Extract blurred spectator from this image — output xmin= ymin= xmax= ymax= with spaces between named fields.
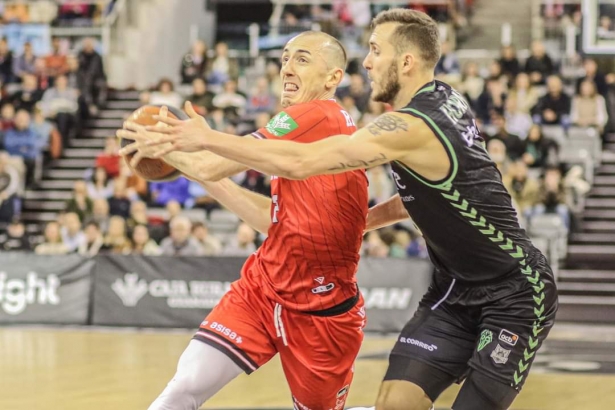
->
xmin=185 ymin=77 xmax=215 ymax=115
xmin=108 ymin=178 xmax=131 ymax=219
xmin=212 ymin=80 xmax=246 ymax=121
xmin=504 ymin=95 xmax=532 ymax=139
xmin=0 ymin=38 xmax=14 ymax=83
xmin=528 ymin=167 xmax=570 ymax=229
xmin=0 ymin=151 xmax=20 ymax=223
xmin=207 ymin=42 xmax=239 ymax=87
xmin=131 ymin=224 xmax=161 ymax=255
xmin=364 ymin=231 xmax=389 ymax=258
xmin=359 ymin=100 xmax=386 ymax=127
xmin=222 ymin=222 xmax=256 ymax=256
xmin=61 ymin=211 xmax=86 ymax=252
xmin=77 ymin=37 xmax=106 ymax=114
xmin=532 ymin=75 xmax=571 ymax=126
xmin=458 ymin=62 xmax=484 ymax=110
xmin=487 ymin=60 xmax=504 ymax=82
xmin=118 ymin=159 xmax=147 ymax=199
xmin=576 ymin=58 xmax=608 ymax=97
xmin=34 ymin=57 xmax=49 ymax=90
xmin=378 ymin=228 xmax=407 ymax=258
xmin=338 ymin=73 xmax=371 ymax=113
xmin=498 ymin=45 xmax=521 ymax=80
xmin=180 ymin=40 xmax=208 ymax=85
xmin=487 ymin=113 xmax=525 ymax=160
xmin=160 ymin=215 xmax=203 ymax=256
xmin=150 ymin=176 xmax=192 ymax=207
xmin=35 ymin=221 xmax=69 ymax=255
xmin=522 ymin=124 xmax=559 ymax=169
xmin=571 ymin=80 xmax=608 ymax=132
xmin=40 ymin=74 xmax=79 ymax=147
xmin=367 ymin=165 xmax=395 ymax=206
xmin=90 ymin=198 xmax=110 ymax=233
xmin=3 ymin=0 xmax=29 ymax=22
xmin=143 ymin=78 xmax=183 ymax=109
xmin=32 ymin=104 xmax=62 ymax=159
xmin=503 ymin=160 xmax=540 ymax=215
xmin=3 ymin=109 xmax=41 ymax=186
xmin=508 ymin=72 xmax=540 ymax=115
xmin=64 ymin=180 xmax=93 ymax=222
xmin=126 ymin=200 xmax=149 ymax=234
xmin=265 ymin=61 xmax=282 ymax=98
xmin=78 ymin=221 xmax=103 ymax=256
xmin=435 ymin=40 xmax=460 ymax=76
xmin=10 ymin=74 xmax=43 ymax=112
xmin=597 ymin=15 xmax=615 ymax=39
xmin=240 ymin=169 xmax=269 ymax=197
xmin=95 ymin=137 xmax=120 ymax=178
xmin=12 ymin=42 xmax=37 ymax=82
xmin=192 ymin=221 xmax=222 ymax=256
xmin=101 ymin=215 xmax=131 ymax=254
xmin=86 ymin=166 xmax=113 ymax=200
xmin=0 ymin=103 xmax=15 ymax=130
xmin=476 ymin=78 xmax=507 ymax=124
xmin=524 ymin=40 xmax=555 ymax=85
xmin=206 ymin=107 xmax=230 ymax=132
xmin=1 ymin=219 xmax=31 ymax=251
xmin=341 ymin=95 xmax=361 ymax=124
xmin=246 ymin=77 xmax=277 ymax=115
xmin=44 ymin=37 xmax=69 ymax=85
xmin=487 ymin=139 xmax=509 ymax=174
xmin=166 ymin=199 xmax=182 ymax=220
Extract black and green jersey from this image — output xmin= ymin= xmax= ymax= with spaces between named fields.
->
xmin=392 ymin=80 xmax=548 ymax=283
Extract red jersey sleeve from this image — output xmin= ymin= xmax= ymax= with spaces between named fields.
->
xmin=251 ymin=102 xmax=328 ymax=143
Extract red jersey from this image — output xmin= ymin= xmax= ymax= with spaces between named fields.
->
xmin=247 ymin=99 xmax=368 ymax=312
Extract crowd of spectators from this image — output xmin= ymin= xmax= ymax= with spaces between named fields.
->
xmin=0 ymin=2 xmax=610 ymax=262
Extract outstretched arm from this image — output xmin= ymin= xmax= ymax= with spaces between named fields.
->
xmin=196 ymin=178 xmax=272 ymax=235
xmin=150 ymin=112 xmax=423 ymax=180
xmin=365 ymin=194 xmax=410 ymax=232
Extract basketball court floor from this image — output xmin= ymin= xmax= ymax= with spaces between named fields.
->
xmin=2 ymin=323 xmax=615 ymax=410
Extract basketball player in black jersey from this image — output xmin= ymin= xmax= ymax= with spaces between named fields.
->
xmin=134 ymin=8 xmax=558 ymax=410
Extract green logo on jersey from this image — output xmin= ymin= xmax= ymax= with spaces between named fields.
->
xmin=265 ymin=111 xmax=298 ymax=137
xmin=477 ymin=329 xmax=493 ymax=352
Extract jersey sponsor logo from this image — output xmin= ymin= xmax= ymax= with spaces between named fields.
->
xmin=499 ymin=329 xmax=520 ymax=347
xmin=314 ymin=277 xmax=325 ymax=284
xmin=337 ymin=385 xmax=349 ymax=398
xmin=340 ymin=109 xmax=355 ymax=127
xmin=206 ymin=321 xmax=243 ymax=344
xmin=361 ymin=287 xmax=412 ymax=309
xmin=0 ymin=272 xmax=60 ymax=315
xmin=461 ymin=119 xmax=481 ymax=147
xmin=311 ymin=283 xmax=335 ymax=294
xmin=439 ymin=89 xmax=470 ymax=124
xmin=111 ymin=273 xmax=231 ymax=308
xmin=266 ymin=111 xmax=299 ymax=137
xmin=293 ymin=397 xmax=312 ymax=410
xmin=490 ymin=344 xmax=511 ymax=365
xmin=477 ymin=329 xmax=493 ymax=352
xmin=400 ymin=337 xmax=438 ymax=352
xmin=391 ymin=169 xmax=406 ymax=189
xmin=401 ymin=195 xmax=415 ymax=202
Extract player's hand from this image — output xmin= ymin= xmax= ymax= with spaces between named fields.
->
xmin=116 ymin=106 xmax=171 ymax=168
xmin=143 ymin=101 xmax=213 ymax=157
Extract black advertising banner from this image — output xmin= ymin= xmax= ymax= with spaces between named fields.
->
xmin=0 ymin=252 xmax=94 ymax=324
xmin=357 ymin=257 xmax=433 ymax=333
xmin=91 ymin=255 xmax=245 ymax=327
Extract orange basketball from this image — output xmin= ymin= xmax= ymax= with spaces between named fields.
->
xmin=119 ymin=105 xmax=187 ymax=182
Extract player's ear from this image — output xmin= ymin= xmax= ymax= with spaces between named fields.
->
xmin=401 ymin=52 xmax=415 ymax=74
xmin=326 ymin=68 xmax=344 ymax=90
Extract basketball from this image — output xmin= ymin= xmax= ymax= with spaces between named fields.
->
xmin=119 ymin=105 xmax=188 ymax=181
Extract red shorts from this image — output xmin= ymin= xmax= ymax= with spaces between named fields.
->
xmin=193 ymin=276 xmax=366 ymax=410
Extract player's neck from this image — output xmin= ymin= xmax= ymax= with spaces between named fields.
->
xmin=391 ymin=72 xmax=435 ymax=110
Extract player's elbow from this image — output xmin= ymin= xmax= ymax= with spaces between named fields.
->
xmin=276 ymin=159 xmax=312 ymax=180
xmin=195 ymin=164 xmax=225 ymax=182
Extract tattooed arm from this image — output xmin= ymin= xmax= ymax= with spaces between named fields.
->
xmin=200 ymin=113 xmax=432 ymax=179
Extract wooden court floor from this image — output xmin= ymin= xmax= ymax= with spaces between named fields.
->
xmin=1 ymin=326 xmax=615 ymax=410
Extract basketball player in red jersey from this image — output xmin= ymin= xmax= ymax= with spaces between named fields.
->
xmin=118 ymin=32 xmax=405 ymax=410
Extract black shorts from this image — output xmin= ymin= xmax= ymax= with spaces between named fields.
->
xmin=384 ymin=263 xmax=558 ymax=399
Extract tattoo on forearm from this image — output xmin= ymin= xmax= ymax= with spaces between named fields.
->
xmin=328 ymin=153 xmax=388 ymax=171
xmin=367 ymin=114 xmax=409 ymax=136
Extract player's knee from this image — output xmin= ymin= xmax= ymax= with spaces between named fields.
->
xmin=375 ymin=381 xmax=433 ymax=410
xmin=452 ymin=370 xmax=518 ymax=410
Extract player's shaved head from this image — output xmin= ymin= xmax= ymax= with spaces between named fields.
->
xmin=288 ymin=31 xmax=347 ymax=71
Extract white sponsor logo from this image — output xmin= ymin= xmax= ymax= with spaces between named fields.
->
xmin=112 ymin=273 xmax=231 ymax=308
xmin=311 ymin=283 xmax=335 ymax=294
xmin=401 ymin=195 xmax=415 ymax=202
xmin=0 ymin=272 xmax=60 ymax=315
xmin=400 ymin=337 xmax=438 ymax=352
xmin=205 ymin=321 xmax=243 ymax=344
xmin=314 ymin=277 xmax=325 ymax=284
xmin=491 ymin=344 xmax=511 ymax=364
xmin=499 ymin=329 xmax=519 ymax=347
xmin=361 ymin=288 xmax=412 ymax=309
xmin=391 ymin=170 xmax=406 ymax=189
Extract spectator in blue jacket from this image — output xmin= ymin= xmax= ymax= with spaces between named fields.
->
xmin=149 ymin=176 xmax=192 ymax=207
xmin=2 ymin=109 xmax=41 ymax=186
